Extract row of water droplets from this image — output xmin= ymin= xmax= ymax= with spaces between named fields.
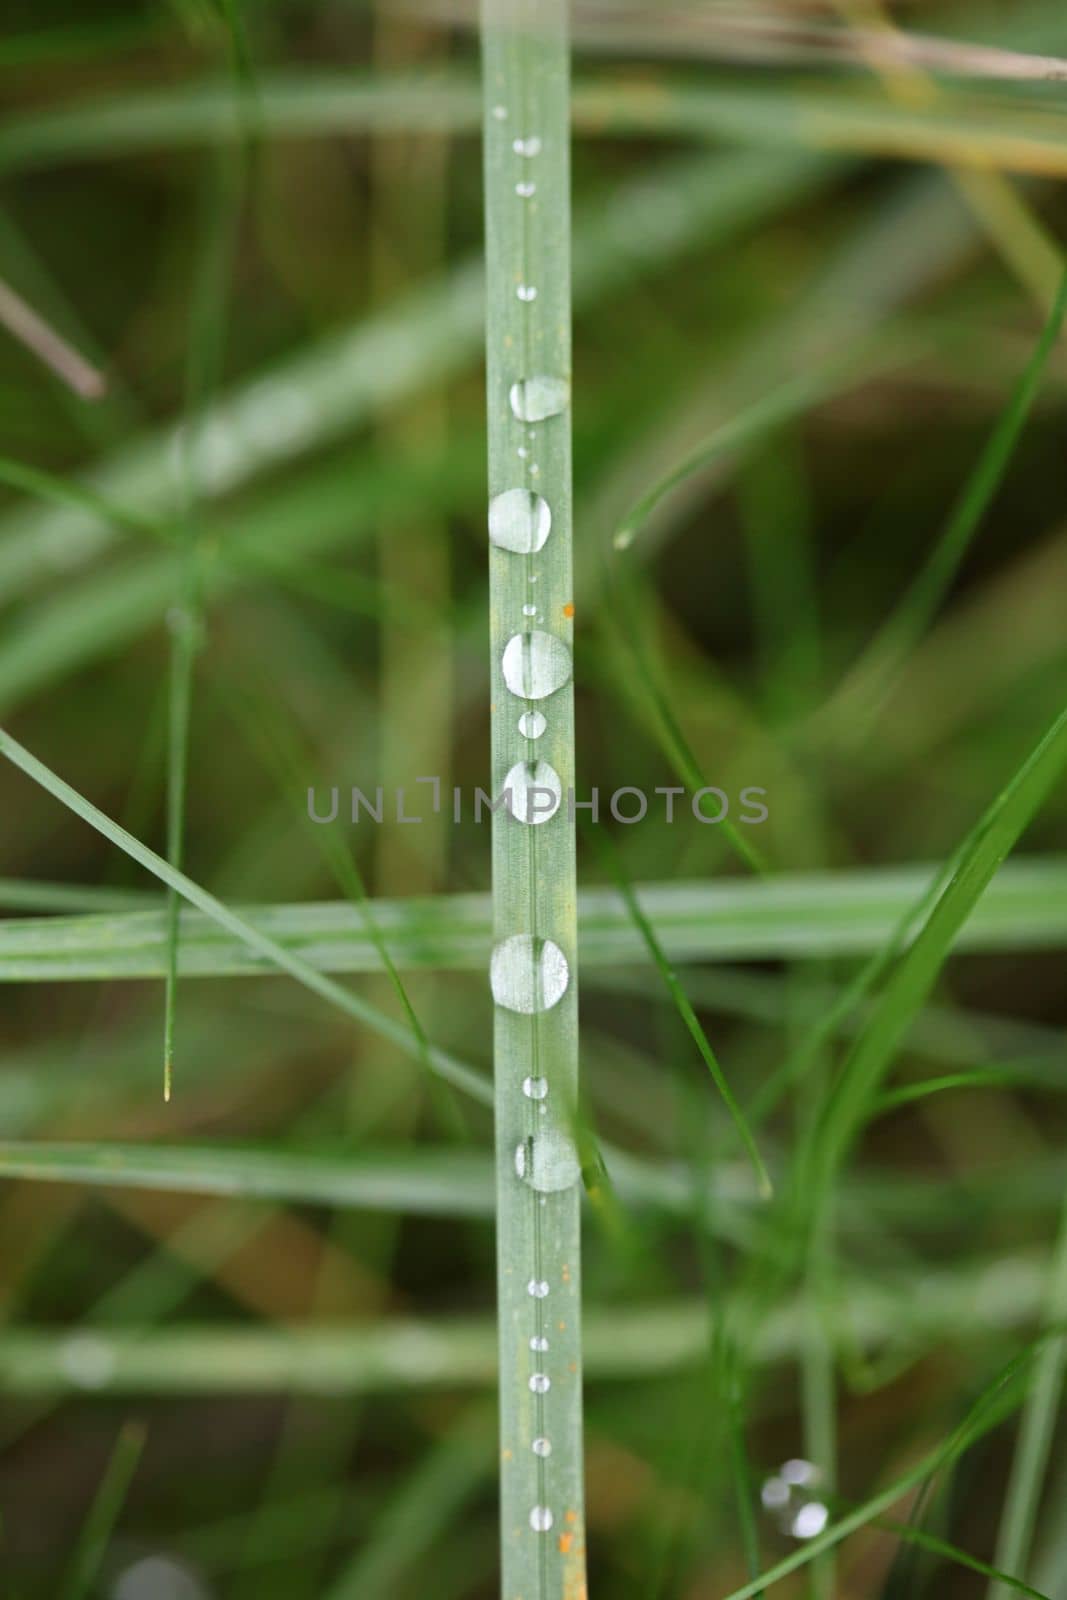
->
xmin=487 ymin=102 xmax=578 ymax=1544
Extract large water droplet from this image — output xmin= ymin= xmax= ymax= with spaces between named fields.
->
xmin=501 ymin=631 xmax=572 ymax=700
xmin=791 ymin=1502 xmax=829 ymax=1540
xmin=532 ymin=1437 xmax=552 ymax=1457
xmin=489 ymin=489 xmax=551 ymax=555
xmin=527 ymin=1279 xmax=549 ymax=1299
xmin=509 ymin=375 xmax=570 ymax=423
xmin=513 ymin=136 xmax=542 ymax=157
xmin=490 ymin=935 xmax=569 ymax=1015
xmin=503 ymin=759 xmax=561 ymax=825
xmin=530 ymin=1506 xmax=554 ymax=1533
xmin=529 ymin=1373 xmax=551 ymax=1394
xmin=516 ymin=284 xmax=537 ymax=303
xmin=516 ymin=1130 xmax=582 ymax=1193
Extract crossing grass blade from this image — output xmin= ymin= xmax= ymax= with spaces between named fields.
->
xmin=0 ymin=723 xmax=492 ymax=1106
xmin=806 ymin=701 xmax=1067 ymax=1198
xmin=3 ymin=858 xmax=1065 ymax=980
xmin=595 ymin=833 xmax=772 ymax=1197
xmin=59 ymin=1421 xmax=147 ymax=1600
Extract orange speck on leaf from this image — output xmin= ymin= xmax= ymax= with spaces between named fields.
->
xmin=558 ymin=1533 xmax=573 ymax=1554
xmin=562 ymin=602 xmax=575 ymax=618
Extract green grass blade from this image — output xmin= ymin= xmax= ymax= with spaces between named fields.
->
xmin=719 ymin=1339 xmax=1052 ymax=1600
xmin=324 ymin=1406 xmax=492 ymax=1600
xmin=482 ymin=3 xmax=585 ymax=1593
xmin=4 ymin=71 xmax=1067 ymax=177
xmin=0 ymin=147 xmax=821 ymax=609
xmin=0 ymin=1256 xmax=1052 ymax=1398
xmin=0 ymin=723 xmax=491 ymax=1105
xmin=60 ymin=1421 xmax=147 ymax=1600
xmin=989 ymin=1185 xmax=1067 ymax=1600
xmin=825 ymin=266 xmax=1067 ymax=734
xmin=597 ymin=835 xmax=772 ymax=1196
xmin=809 ymin=702 xmax=1067 ymax=1194
xmin=3 ymin=859 xmax=1065 ymax=980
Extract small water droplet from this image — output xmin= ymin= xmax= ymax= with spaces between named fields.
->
xmin=513 ymin=136 xmax=542 ymax=157
xmin=516 ymin=1130 xmax=582 ymax=1193
xmin=530 ymin=1335 xmax=549 ymax=1352
xmin=527 ymin=1279 xmax=549 ymax=1299
xmin=529 ymin=463 xmax=540 ymax=477
xmin=501 ymin=631 xmax=572 ymax=700
xmin=791 ymin=1502 xmax=829 ymax=1540
xmin=516 ymin=284 xmax=537 ymax=302
xmin=530 ymin=1505 xmax=554 ymax=1533
xmin=516 ymin=181 xmax=537 ymax=199
xmin=514 ymin=1143 xmax=527 ymax=1180
xmin=114 ymin=1555 xmax=208 ymax=1600
xmin=503 ymin=759 xmax=562 ymax=824
xmin=61 ymin=1333 xmax=116 ymax=1391
xmin=493 ymin=104 xmax=508 ymax=120
xmin=522 ymin=603 xmax=538 ymax=618
xmin=518 ymin=708 xmax=546 ymax=737
xmin=510 ymin=375 xmax=570 ymax=423
xmin=532 ymin=1436 xmax=552 ymax=1457
xmin=490 ymin=935 xmax=569 ymax=1014
xmin=782 ymin=1459 xmax=816 ymax=1487
xmin=517 ymin=446 xmax=529 ymax=459
xmin=761 ymin=1477 xmax=789 ymax=1511
xmin=523 ymin=1075 xmax=549 ymax=1099
xmin=488 ymin=488 xmax=552 ymax=555
xmin=529 ymin=1373 xmax=551 ymax=1394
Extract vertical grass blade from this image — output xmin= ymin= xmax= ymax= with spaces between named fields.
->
xmin=481 ymin=3 xmax=586 ymax=1594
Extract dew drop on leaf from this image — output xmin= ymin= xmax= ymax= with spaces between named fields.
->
xmin=488 ymin=488 xmax=551 ymax=554
xmin=490 ymin=935 xmax=569 ymax=1014
xmin=509 ymin=375 xmax=569 ymax=423
xmin=501 ymin=631 xmax=572 ymax=700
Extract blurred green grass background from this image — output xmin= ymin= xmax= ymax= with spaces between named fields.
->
xmin=1 ymin=1 xmax=1067 ymax=1596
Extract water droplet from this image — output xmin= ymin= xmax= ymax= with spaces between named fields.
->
xmin=513 ymin=136 xmax=542 ymax=157
xmin=503 ymin=759 xmax=561 ymax=824
xmin=509 ymin=375 xmax=570 ymax=423
xmin=529 ymin=1373 xmax=551 ymax=1394
xmin=791 ymin=1502 xmax=829 ymax=1540
xmin=523 ymin=1074 xmax=549 ymax=1099
xmin=516 ymin=1130 xmax=582 ymax=1193
xmin=516 ymin=284 xmax=537 ymax=302
xmin=532 ymin=1436 xmax=552 ymax=1457
xmin=518 ymin=708 xmax=546 ymax=739
xmin=516 ymin=181 xmax=537 ymax=199
xmin=114 ymin=1555 xmax=208 ymax=1600
xmin=489 ymin=488 xmax=551 ymax=555
xmin=517 ymin=445 xmax=529 ymax=459
xmin=530 ymin=1335 xmax=549 ymax=1352
xmin=514 ymin=1143 xmax=528 ymax=1180
xmin=761 ymin=1477 xmax=789 ymax=1510
xmin=527 ymin=1279 xmax=549 ymax=1299
xmin=501 ymin=631 xmax=572 ymax=700
xmin=490 ymin=935 xmax=569 ymax=1015
xmin=530 ymin=1506 xmax=554 ymax=1533
xmin=61 ymin=1333 xmax=116 ymax=1390
xmin=782 ymin=1459 xmax=816 ymax=1487
xmin=529 ymin=463 xmax=540 ymax=477
xmin=522 ymin=603 xmax=538 ymax=618
xmin=493 ymin=104 xmax=508 ymax=120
